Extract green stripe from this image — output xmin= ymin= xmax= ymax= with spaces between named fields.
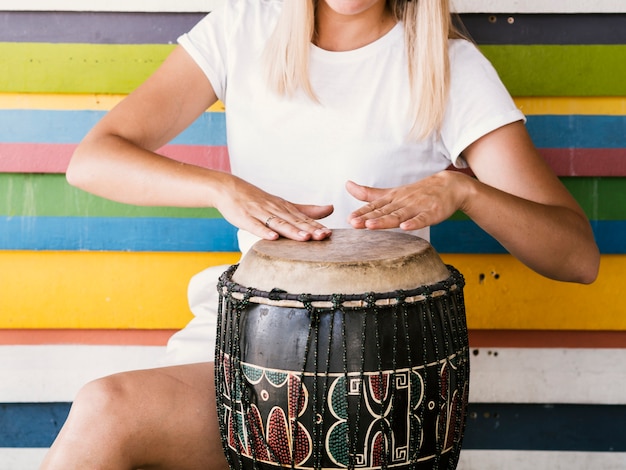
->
xmin=0 ymin=42 xmax=173 ymax=94
xmin=0 ymin=174 xmax=222 ymax=218
xmin=480 ymin=45 xmax=626 ymax=96
xmin=2 ymin=42 xmax=626 ymax=95
xmin=1 ymin=174 xmax=624 ymax=220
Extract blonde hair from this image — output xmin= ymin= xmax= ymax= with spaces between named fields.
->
xmin=263 ymin=0 xmax=466 ymax=140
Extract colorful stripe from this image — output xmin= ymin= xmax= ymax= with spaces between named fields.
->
xmin=0 ymin=217 xmax=622 ymax=254
xmin=0 ymin=251 xmax=240 ymax=329
xmin=3 ymin=42 xmax=626 ymax=96
xmin=1 ymin=252 xmax=623 ymax=330
xmin=0 ymin=143 xmax=230 ymax=174
xmin=2 ymin=401 xmax=624 ymax=450
xmin=5 ymin=0 xmax=626 ymax=13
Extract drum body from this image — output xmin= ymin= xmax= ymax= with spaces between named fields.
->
xmin=215 ymin=230 xmax=469 ymax=470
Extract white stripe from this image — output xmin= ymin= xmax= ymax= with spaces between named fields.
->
xmin=3 ymin=345 xmax=625 ymax=404
xmin=5 ymin=0 xmax=626 ymax=13
xmin=0 ymin=345 xmax=166 ymax=402
xmin=2 ymin=449 xmax=625 ymax=470
xmin=468 ymin=347 xmax=626 ymax=405
xmin=457 ymin=450 xmax=626 ymax=470
xmin=0 ymin=449 xmax=48 ymax=470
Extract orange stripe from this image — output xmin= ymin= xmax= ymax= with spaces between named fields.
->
xmin=0 ymin=329 xmax=176 ymax=346
xmin=4 ymin=328 xmax=626 ymax=349
xmin=469 ymin=329 xmax=626 ymax=349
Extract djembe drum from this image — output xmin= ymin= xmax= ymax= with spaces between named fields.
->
xmin=215 ymin=230 xmax=469 ymax=470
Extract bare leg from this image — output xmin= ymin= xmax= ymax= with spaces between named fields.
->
xmin=40 ymin=362 xmax=229 ymax=470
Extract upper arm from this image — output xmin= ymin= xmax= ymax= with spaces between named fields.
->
xmin=85 ymin=45 xmax=219 ymax=151
xmin=461 ymin=120 xmax=586 ymax=216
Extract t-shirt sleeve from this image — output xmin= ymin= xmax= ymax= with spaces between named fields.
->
xmin=177 ymin=5 xmax=230 ymax=101
xmin=440 ymin=39 xmax=526 ymax=168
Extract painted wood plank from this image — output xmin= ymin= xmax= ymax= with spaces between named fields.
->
xmin=0 ymin=93 xmax=225 ymax=112
xmin=0 ymin=329 xmax=176 ymax=346
xmin=0 ymin=217 xmax=622 ymax=253
xmin=4 ymin=175 xmax=625 ymax=220
xmin=468 ymin=348 xmax=626 ymax=404
xmin=0 ymin=109 xmax=226 ymax=145
xmin=4 ymin=345 xmax=625 ymax=405
xmin=468 ymin=329 xmax=626 ymax=349
xmin=2 ymin=175 xmax=624 ymax=219
xmin=5 ymin=0 xmax=626 ymax=14
xmin=464 ymin=403 xmax=626 ymax=451
xmin=0 ymin=251 xmax=240 ymax=329
xmin=3 ymin=110 xmax=625 ymax=150
xmin=3 ymin=43 xmax=626 ymax=96
xmin=462 ymin=13 xmax=626 ymax=45
xmin=0 ymin=42 xmax=174 ymax=94
xmin=4 ymin=328 xmax=625 ymax=348
xmin=10 ymin=449 xmax=623 ymax=470
xmin=2 ymin=400 xmax=625 ymax=452
xmin=0 ymin=449 xmax=48 ymax=470
xmin=0 ymin=345 xmax=166 ymax=402
xmin=0 ymin=93 xmax=623 ymax=116
xmin=0 ymin=142 xmax=230 ymax=174
xmin=458 ymin=450 xmax=626 ymax=470
xmin=0 ymin=252 xmax=624 ymax=330
xmin=481 ymin=45 xmax=626 ymax=96
xmin=3 ymin=12 xmax=626 ymax=46
xmin=2 ymin=143 xmax=625 ymax=177
xmin=0 ymin=12 xmax=202 ymax=44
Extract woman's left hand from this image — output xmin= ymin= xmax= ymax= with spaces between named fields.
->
xmin=346 ymin=171 xmax=471 ymax=231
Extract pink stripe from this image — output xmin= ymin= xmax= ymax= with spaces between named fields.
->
xmin=0 ymin=143 xmax=230 ymax=173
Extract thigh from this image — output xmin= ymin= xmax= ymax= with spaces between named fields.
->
xmin=120 ymin=362 xmax=228 ymax=470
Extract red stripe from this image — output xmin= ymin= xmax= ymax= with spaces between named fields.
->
xmin=3 ymin=328 xmax=625 ymax=348
xmin=0 ymin=329 xmax=176 ymax=346
xmin=0 ymin=143 xmax=230 ymax=173
xmin=469 ymin=329 xmax=626 ymax=349
xmin=541 ymin=148 xmax=626 ymax=177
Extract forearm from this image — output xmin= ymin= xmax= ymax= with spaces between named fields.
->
xmin=67 ymin=134 xmax=227 ymax=208
xmin=462 ymin=176 xmax=599 ymax=284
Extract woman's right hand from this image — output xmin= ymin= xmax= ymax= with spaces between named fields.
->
xmin=211 ymin=172 xmax=333 ymax=242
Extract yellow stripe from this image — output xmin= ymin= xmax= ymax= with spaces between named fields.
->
xmin=0 ymin=93 xmax=225 ymax=111
xmin=0 ymin=92 xmax=624 ymax=115
xmin=1 ymin=251 xmax=240 ymax=329
xmin=1 ymin=251 xmax=623 ymax=330
xmin=441 ymin=254 xmax=624 ymax=331
xmin=514 ymin=96 xmax=626 ymax=115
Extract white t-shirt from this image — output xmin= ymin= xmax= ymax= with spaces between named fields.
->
xmin=178 ymin=0 xmax=525 ymax=254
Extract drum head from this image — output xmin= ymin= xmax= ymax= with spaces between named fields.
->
xmin=232 ymin=229 xmax=450 ymax=294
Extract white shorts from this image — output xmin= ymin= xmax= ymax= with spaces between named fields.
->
xmin=161 ymin=264 xmax=229 ymax=366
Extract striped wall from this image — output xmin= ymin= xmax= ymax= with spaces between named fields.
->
xmin=1 ymin=2 xmax=625 ymax=469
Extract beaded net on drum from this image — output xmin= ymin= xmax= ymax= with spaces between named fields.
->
xmin=215 ymin=264 xmax=469 ymax=470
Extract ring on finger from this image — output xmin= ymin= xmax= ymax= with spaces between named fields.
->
xmin=265 ymin=215 xmax=277 ymax=228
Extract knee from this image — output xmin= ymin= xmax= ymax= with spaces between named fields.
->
xmin=68 ymin=373 xmax=138 ymax=433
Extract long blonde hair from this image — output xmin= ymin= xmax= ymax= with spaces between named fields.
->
xmin=263 ymin=0 xmax=465 ymax=140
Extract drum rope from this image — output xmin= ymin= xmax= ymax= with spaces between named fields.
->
xmin=215 ymin=264 xmax=471 ymax=470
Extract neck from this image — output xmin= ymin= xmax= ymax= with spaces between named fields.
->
xmin=314 ymin=2 xmax=396 ymax=52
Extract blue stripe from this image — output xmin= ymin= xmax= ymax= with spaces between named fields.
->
xmin=526 ymin=115 xmax=626 ymax=148
xmin=1 ymin=110 xmax=626 ymax=149
xmin=3 ymin=402 xmax=625 ymax=451
xmin=0 ymin=216 xmax=239 ymax=252
xmin=0 ymin=217 xmax=623 ymax=254
xmin=0 ymin=110 xmax=227 ymax=146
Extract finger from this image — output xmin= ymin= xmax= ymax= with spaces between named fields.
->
xmin=262 ymin=214 xmax=332 ymax=241
xmin=345 ymin=180 xmax=388 ymax=203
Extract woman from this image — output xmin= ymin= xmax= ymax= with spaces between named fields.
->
xmin=40 ymin=0 xmax=599 ymax=468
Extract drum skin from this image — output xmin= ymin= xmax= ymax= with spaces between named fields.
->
xmin=215 ymin=230 xmax=469 ymax=470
